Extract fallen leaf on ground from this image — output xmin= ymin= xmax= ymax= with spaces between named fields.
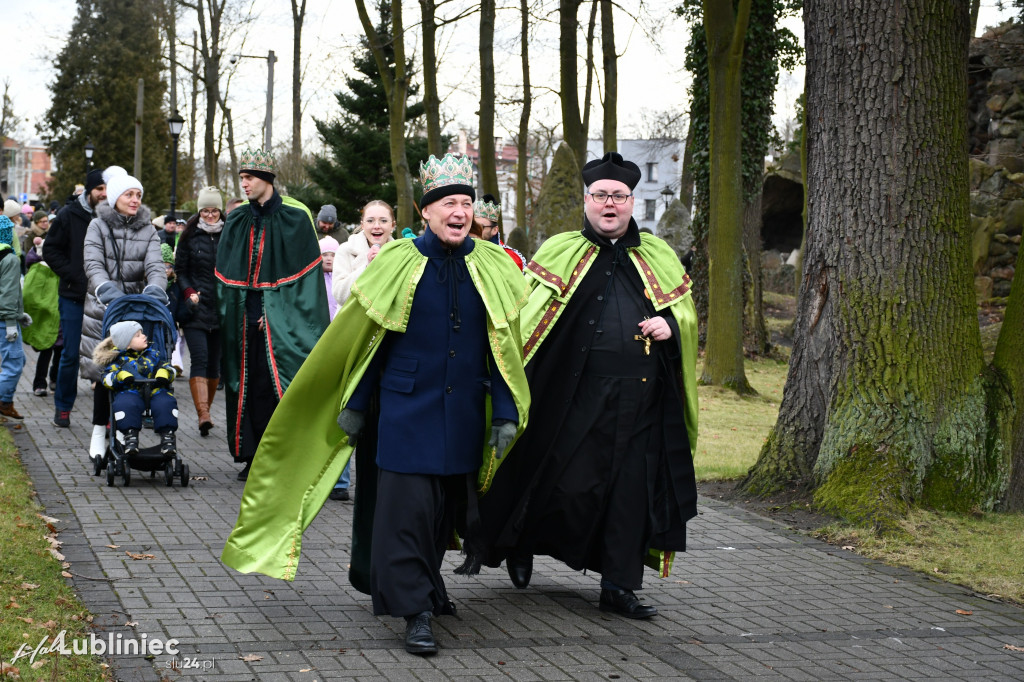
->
xmin=16 ymin=617 xmax=32 ymax=624
xmin=5 ymin=598 xmax=19 ymax=609
xmin=240 ymin=654 xmax=262 ymax=662
xmin=30 ymin=661 xmax=47 ymax=670
xmin=956 ymin=609 xmax=973 ymax=616
xmin=37 ymin=620 xmax=57 ymax=630
xmin=19 ymin=583 xmax=39 ymax=591
xmin=105 ymin=544 xmax=120 ymax=549
xmin=841 ymin=545 xmax=855 ymax=550
xmin=126 ymin=621 xmax=138 ymax=627
xmin=299 ymin=668 xmax=314 ymax=672
xmin=37 ymin=514 xmax=59 ymax=525
xmin=47 ymin=549 xmax=64 ymax=562
xmin=0 ymin=661 xmax=20 ymax=677
xmin=1005 ymin=644 xmax=1024 ymax=652
xmin=191 ymin=476 xmax=208 ymax=481
xmin=61 ymin=572 xmax=72 ymax=578
xmin=125 ymin=551 xmax=156 ymax=560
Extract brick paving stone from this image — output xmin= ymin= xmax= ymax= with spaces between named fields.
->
xmin=7 ymin=350 xmax=1024 ymax=680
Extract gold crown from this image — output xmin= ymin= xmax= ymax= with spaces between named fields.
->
xmin=239 ymin=148 xmax=277 ymax=175
xmin=420 ymin=153 xmax=475 ymax=194
xmin=473 ymin=198 xmax=500 ymax=222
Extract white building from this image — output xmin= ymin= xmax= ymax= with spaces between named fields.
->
xmin=585 ymin=139 xmax=682 ymax=235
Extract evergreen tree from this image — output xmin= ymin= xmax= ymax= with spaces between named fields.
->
xmin=41 ymin=0 xmax=172 ymax=208
xmin=301 ymin=3 xmax=430 ymax=225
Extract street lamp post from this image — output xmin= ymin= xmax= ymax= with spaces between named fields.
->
xmin=84 ymin=142 xmax=94 ymax=169
xmin=167 ymin=111 xmax=185 ymax=221
xmin=660 ymin=184 xmax=674 ymax=211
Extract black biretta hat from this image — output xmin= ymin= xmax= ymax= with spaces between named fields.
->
xmin=581 ymin=152 xmax=642 ymax=190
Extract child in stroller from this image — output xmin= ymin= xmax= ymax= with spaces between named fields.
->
xmin=93 ymin=320 xmax=178 ymax=455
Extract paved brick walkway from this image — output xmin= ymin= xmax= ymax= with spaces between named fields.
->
xmin=8 ymin=347 xmax=1024 ymax=680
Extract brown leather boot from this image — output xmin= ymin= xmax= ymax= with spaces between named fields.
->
xmin=204 ymin=378 xmax=219 ymax=433
xmin=189 ymin=377 xmax=213 ymax=436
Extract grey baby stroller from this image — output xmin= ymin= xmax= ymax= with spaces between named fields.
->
xmin=92 ymin=294 xmax=190 ymax=487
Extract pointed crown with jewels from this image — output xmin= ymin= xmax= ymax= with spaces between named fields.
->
xmin=419 ymin=153 xmax=476 ymax=209
xmin=473 ymin=194 xmax=501 ymax=223
xmin=239 ymin=147 xmax=278 ymax=177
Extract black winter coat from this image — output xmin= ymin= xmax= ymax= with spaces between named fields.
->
xmin=174 ymin=215 xmax=221 ymax=330
xmin=42 ymin=194 xmax=94 ymax=302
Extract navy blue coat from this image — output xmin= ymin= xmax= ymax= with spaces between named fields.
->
xmin=347 ymin=228 xmax=517 ymax=476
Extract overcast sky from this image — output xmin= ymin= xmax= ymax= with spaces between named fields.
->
xmin=2 ymin=0 xmax=1016 ymax=155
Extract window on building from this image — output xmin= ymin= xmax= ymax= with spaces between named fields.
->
xmin=646 ymin=162 xmax=658 ymax=183
xmin=645 ymin=199 xmax=657 ymax=221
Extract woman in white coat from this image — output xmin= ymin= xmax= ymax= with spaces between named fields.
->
xmin=331 ymin=200 xmax=395 ymax=306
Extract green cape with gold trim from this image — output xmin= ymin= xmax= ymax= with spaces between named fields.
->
xmin=221 ymin=237 xmax=531 ymax=581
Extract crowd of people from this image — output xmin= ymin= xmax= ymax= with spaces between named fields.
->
xmin=2 ymin=147 xmax=699 ymax=659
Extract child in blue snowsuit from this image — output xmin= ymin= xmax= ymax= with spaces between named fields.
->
xmin=92 ymin=320 xmax=178 ymax=455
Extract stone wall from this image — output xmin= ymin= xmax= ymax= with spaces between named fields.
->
xmin=969 ymin=23 xmax=1024 ymax=300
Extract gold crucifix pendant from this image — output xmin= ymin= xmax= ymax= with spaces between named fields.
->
xmin=633 ymin=334 xmax=651 ymax=355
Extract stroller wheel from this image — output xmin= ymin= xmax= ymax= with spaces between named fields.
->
xmin=106 ymin=461 xmax=115 ymax=486
xmin=93 ymin=454 xmax=103 ymax=477
xmin=165 ymin=463 xmax=174 ymax=487
xmin=122 ymin=464 xmax=131 ymax=487
xmin=180 ymin=463 xmax=190 ymax=488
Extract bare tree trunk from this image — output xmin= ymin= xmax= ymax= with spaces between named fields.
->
xmin=679 ymin=116 xmax=695 ymax=211
xmin=290 ymin=0 xmax=306 ymax=158
xmin=516 ymin=0 xmax=532 ymax=242
xmin=478 ymin=0 xmax=499 ymax=197
xmin=419 ymin=0 xmax=444 ymax=157
xmin=743 ymin=1 xmax=1018 ymax=525
xmin=355 ymin=0 xmax=415 ymax=228
xmin=559 ymin=0 xmax=586 ymax=170
xmin=743 ymin=188 xmax=768 ymax=355
xmin=997 ymin=266 xmax=1024 ymax=509
xmin=580 ymin=0 xmax=598 ymax=147
xmin=701 ymin=0 xmax=753 ymax=393
xmin=219 ymin=97 xmax=240 ymax=197
xmin=189 ymin=30 xmax=198 ymax=165
xmin=600 ymin=0 xmax=616 ymax=152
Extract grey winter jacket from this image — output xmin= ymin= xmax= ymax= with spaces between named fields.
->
xmin=79 ymin=203 xmax=166 ymax=380
xmin=0 ymin=247 xmax=23 ymax=325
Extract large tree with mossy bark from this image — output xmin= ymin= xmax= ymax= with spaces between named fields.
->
xmin=741 ymin=1 xmax=1024 ymax=524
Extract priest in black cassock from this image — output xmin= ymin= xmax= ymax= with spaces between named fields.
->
xmin=468 ymin=152 xmax=700 ymax=619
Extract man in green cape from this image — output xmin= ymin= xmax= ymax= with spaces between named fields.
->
xmin=222 ymin=152 xmax=530 ymax=656
xmin=472 ymin=152 xmax=699 ymax=620
xmin=215 ymin=148 xmax=330 ymax=480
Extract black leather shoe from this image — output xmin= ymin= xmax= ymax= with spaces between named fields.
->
xmin=506 ymin=553 xmax=533 ymax=589
xmin=237 ymin=461 xmax=251 ymax=481
xmin=123 ymin=429 xmax=139 ymax=456
xmin=328 ymin=488 xmax=349 ymax=501
xmin=404 ymin=611 xmax=437 ymax=655
xmin=599 ymin=588 xmax=657 ymax=619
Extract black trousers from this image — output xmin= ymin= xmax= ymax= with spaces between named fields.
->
xmin=235 ymin=323 xmax=277 ymax=463
xmin=182 ymin=327 xmax=221 ymax=379
xmin=370 ymin=470 xmax=463 ymax=618
xmin=33 ymin=345 xmax=62 ymax=390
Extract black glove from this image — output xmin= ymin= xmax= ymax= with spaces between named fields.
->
xmin=115 ymin=370 xmax=135 ymax=387
xmin=488 ymin=420 xmax=517 ymax=460
xmin=337 ymin=408 xmax=365 ymax=445
xmin=153 ymin=368 xmax=173 ymax=389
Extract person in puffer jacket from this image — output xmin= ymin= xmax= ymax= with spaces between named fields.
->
xmin=93 ymin=320 xmax=178 ymax=456
xmin=81 ymin=167 xmax=167 ymax=463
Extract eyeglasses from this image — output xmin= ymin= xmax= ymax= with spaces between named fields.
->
xmin=588 ymin=191 xmax=632 ymax=205
xmin=362 ymin=217 xmax=392 ymax=225
xmin=199 ymin=208 xmax=219 ymax=216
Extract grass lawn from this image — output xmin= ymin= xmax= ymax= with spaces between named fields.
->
xmin=693 ymin=357 xmax=787 ymax=480
xmin=691 ymin=347 xmax=1024 ymax=606
xmin=0 ymin=427 xmax=109 ymax=681
xmin=818 ymin=510 xmax=1024 ymax=604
